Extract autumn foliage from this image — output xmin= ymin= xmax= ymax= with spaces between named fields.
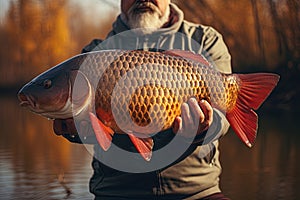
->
xmin=0 ymin=0 xmax=299 ymax=110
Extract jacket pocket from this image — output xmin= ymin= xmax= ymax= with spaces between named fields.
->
xmin=198 ymin=143 xmax=216 ymax=164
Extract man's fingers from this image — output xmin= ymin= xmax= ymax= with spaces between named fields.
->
xmin=181 ymin=102 xmax=192 ymax=129
xmin=199 ymin=100 xmax=213 ymax=126
xmin=172 ymin=99 xmax=214 ymax=138
xmin=187 ymin=98 xmax=204 ymax=124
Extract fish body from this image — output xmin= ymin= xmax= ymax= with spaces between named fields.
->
xmin=18 ymin=49 xmax=279 ymax=161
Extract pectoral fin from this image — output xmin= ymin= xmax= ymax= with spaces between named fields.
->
xmin=128 ymin=133 xmax=154 ymax=161
xmin=89 ymin=112 xmax=114 ymax=151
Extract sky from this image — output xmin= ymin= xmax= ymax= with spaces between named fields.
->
xmin=0 ymin=0 xmax=11 ymax=20
xmin=72 ymin=0 xmax=120 ymax=16
xmin=0 ymin=0 xmax=121 ymax=22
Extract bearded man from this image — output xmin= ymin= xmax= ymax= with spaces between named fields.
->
xmin=54 ymin=0 xmax=232 ymax=199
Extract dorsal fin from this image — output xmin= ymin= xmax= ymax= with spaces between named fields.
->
xmin=163 ymin=49 xmax=210 ymax=66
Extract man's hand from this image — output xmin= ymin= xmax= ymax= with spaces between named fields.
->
xmin=53 ymin=118 xmax=97 ymax=144
xmin=172 ymin=98 xmax=213 ymax=138
xmin=53 ymin=118 xmax=78 ymax=135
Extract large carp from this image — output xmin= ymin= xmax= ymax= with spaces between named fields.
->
xmin=18 ymin=49 xmax=279 ymax=161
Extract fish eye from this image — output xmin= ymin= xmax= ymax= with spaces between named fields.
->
xmin=43 ymin=79 xmax=52 ymax=89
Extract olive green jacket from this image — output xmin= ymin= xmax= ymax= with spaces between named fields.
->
xmin=79 ymin=3 xmax=231 ymax=199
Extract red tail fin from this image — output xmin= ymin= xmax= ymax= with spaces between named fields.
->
xmin=226 ymin=73 xmax=280 ymax=147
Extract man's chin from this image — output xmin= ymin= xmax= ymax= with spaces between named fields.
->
xmin=127 ymin=13 xmax=163 ymax=32
xmin=126 ymin=4 xmax=170 ymax=33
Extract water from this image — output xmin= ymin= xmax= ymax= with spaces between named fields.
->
xmin=0 ymin=95 xmax=94 ymax=200
xmin=1 ymin=94 xmax=299 ymax=200
xmin=219 ymin=111 xmax=300 ymax=200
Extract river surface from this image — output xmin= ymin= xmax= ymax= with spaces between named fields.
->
xmin=0 ymin=95 xmax=299 ymax=200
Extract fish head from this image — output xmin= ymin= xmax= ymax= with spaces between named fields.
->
xmin=18 ymin=55 xmax=92 ymax=120
xmin=18 ymin=65 xmax=72 ymax=119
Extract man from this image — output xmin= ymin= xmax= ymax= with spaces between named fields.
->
xmin=54 ymin=0 xmax=231 ymax=199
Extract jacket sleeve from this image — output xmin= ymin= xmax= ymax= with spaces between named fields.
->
xmin=62 ymin=134 xmax=98 ymax=144
xmin=192 ymin=109 xmax=230 ymax=145
xmin=54 ymin=118 xmax=99 ymax=144
xmin=201 ymin=26 xmax=232 ymax=74
xmin=81 ymin=39 xmax=103 ymax=53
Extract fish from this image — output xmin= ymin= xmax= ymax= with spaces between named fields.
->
xmin=17 ymin=49 xmax=280 ymax=161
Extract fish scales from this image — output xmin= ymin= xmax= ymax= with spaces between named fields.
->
xmin=77 ymin=50 xmax=239 ymax=134
xmin=18 ymin=49 xmax=279 ymax=160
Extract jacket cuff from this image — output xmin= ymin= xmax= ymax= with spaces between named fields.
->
xmin=62 ymin=134 xmax=98 ymax=144
xmin=192 ymin=108 xmax=229 ymax=145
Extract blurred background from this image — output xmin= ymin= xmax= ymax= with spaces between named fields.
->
xmin=0 ymin=0 xmax=299 ymax=199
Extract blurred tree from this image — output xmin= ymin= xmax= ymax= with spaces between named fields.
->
xmin=0 ymin=0 xmax=116 ymax=88
xmin=250 ymin=0 xmax=265 ymax=65
xmin=0 ymin=0 xmax=75 ymax=86
xmin=0 ymin=0 xmax=299 ymax=110
xmin=176 ymin=0 xmax=299 ymax=70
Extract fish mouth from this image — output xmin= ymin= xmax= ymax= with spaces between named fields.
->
xmin=18 ymin=93 xmax=38 ymax=110
xmin=18 ymin=93 xmax=55 ymax=118
xmin=18 ymin=93 xmax=57 ymax=116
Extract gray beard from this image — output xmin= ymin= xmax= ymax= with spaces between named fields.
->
xmin=123 ymin=4 xmax=170 ymax=34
